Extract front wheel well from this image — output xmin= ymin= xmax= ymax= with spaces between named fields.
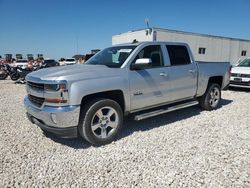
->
xmin=80 ymin=90 xmax=125 ymax=112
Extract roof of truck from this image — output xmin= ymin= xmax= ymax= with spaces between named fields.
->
xmin=113 ymin=41 xmax=188 ymax=47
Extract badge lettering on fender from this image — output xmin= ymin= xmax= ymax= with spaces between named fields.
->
xmin=133 ymin=91 xmax=143 ymax=96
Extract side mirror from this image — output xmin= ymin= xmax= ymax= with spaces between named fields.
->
xmin=131 ymin=58 xmax=152 ymax=70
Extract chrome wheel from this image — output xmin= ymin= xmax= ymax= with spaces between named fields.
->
xmin=209 ymin=87 xmax=220 ymax=108
xmin=91 ymin=106 xmax=119 ymax=139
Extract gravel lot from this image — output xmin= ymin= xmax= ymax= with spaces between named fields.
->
xmin=0 ymin=79 xmax=249 ymax=187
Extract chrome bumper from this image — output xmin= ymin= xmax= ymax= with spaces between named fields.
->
xmin=229 ymin=84 xmax=250 ymax=89
xmin=24 ymin=96 xmax=81 ymax=129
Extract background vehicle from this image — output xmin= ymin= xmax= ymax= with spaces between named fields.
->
xmin=85 ymin=54 xmax=95 ymax=61
xmin=12 ymin=59 xmax=28 ymax=69
xmin=64 ymin=58 xmax=76 ymax=65
xmin=58 ymin=58 xmax=65 ymax=66
xmin=42 ymin=59 xmax=59 ymax=67
xmin=24 ymin=42 xmax=230 ymax=146
xmin=230 ymin=57 xmax=250 ymax=88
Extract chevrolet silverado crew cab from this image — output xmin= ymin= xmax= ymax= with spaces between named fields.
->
xmin=24 ymin=42 xmax=230 ymax=145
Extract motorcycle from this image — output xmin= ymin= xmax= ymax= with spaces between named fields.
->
xmin=0 ymin=62 xmax=52 ymax=83
xmin=0 ymin=64 xmax=33 ymax=81
xmin=0 ymin=64 xmax=8 ymax=80
xmin=12 ymin=66 xmax=33 ymax=82
xmin=0 ymin=64 xmax=17 ymax=80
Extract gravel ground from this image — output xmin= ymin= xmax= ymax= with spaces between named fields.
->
xmin=0 ymin=79 xmax=250 ymax=187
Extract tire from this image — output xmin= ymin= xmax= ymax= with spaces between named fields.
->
xmin=79 ymin=98 xmax=123 ymax=146
xmin=0 ymin=70 xmax=8 ymax=80
xmin=10 ymin=73 xmax=20 ymax=81
xmin=199 ymin=83 xmax=221 ymax=111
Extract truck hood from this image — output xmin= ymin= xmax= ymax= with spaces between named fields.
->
xmin=231 ymin=66 xmax=250 ymax=74
xmin=27 ymin=64 xmax=123 ymax=82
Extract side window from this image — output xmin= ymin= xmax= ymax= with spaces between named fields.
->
xmin=133 ymin=45 xmax=163 ymax=68
xmin=166 ymin=45 xmax=191 ymax=66
xmin=112 ymin=52 xmax=119 ymax=63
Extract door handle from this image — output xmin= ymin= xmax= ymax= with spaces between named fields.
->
xmin=160 ymin=72 xmax=168 ymax=77
xmin=188 ymin=69 xmax=196 ymax=73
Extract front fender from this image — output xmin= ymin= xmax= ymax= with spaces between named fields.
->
xmin=68 ymin=76 xmax=130 ymax=111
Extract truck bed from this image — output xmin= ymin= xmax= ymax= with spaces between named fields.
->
xmin=196 ymin=61 xmax=230 ymax=96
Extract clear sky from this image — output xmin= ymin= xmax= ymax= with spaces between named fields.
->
xmin=0 ymin=0 xmax=250 ymax=59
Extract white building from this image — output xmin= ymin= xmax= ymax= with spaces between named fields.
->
xmin=112 ymin=28 xmax=250 ymax=64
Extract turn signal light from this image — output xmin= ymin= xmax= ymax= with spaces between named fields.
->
xmin=45 ymin=98 xmax=67 ymax=103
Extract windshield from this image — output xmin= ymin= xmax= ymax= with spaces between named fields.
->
xmin=238 ymin=58 xmax=250 ymax=67
xmin=66 ymin=59 xmax=75 ymax=61
xmin=85 ymin=46 xmax=136 ymax=68
xmin=44 ymin=60 xmax=55 ymax=63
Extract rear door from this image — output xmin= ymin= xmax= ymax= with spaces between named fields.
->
xmin=166 ymin=45 xmax=197 ymax=101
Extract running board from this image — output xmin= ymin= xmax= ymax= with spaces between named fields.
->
xmin=134 ymin=101 xmax=199 ymax=121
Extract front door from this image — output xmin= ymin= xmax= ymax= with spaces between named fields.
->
xmin=129 ymin=45 xmax=171 ymax=111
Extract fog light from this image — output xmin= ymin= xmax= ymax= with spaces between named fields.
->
xmin=50 ymin=113 xmax=57 ymax=124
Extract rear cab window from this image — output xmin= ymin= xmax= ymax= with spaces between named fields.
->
xmin=166 ymin=45 xmax=191 ymax=66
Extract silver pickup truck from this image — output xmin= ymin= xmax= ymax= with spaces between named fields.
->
xmin=24 ymin=42 xmax=230 ymax=145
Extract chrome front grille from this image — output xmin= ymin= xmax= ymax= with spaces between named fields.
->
xmin=28 ymin=95 xmax=45 ymax=107
xmin=231 ymin=73 xmax=250 ymax=78
xmin=27 ymin=81 xmax=44 ymax=90
xmin=230 ymin=81 xmax=250 ymax=86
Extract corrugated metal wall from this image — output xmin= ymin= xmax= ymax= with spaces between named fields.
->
xmin=112 ymin=28 xmax=250 ymax=64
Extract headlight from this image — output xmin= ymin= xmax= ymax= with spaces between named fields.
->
xmin=44 ymin=82 xmax=68 ymax=104
xmin=44 ymin=83 xmax=66 ymax=91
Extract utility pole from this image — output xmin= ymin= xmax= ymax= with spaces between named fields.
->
xmin=145 ymin=18 xmax=150 ymax=29
xmin=76 ymin=35 xmax=79 ymax=54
